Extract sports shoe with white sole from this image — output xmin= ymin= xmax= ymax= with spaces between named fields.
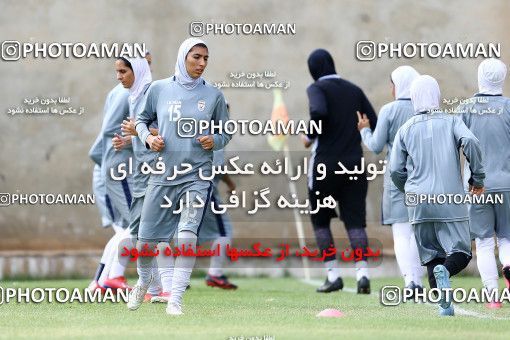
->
xmin=151 ymin=292 xmax=170 ymax=303
xmin=166 ymin=302 xmax=183 ymax=315
xmin=127 ymin=275 xmax=153 ymax=311
xmin=87 ymin=280 xmax=106 ymax=294
xmin=103 ymin=276 xmax=132 ymax=291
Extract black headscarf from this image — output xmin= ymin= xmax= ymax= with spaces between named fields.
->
xmin=307 ymin=49 xmax=337 ymax=81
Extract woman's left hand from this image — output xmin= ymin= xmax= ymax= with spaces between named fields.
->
xmin=112 ymin=133 xmax=130 ymax=151
xmin=121 ymin=117 xmax=137 ymax=137
xmin=356 ymin=111 xmax=370 ymax=131
xmin=197 ymin=135 xmax=214 ymax=150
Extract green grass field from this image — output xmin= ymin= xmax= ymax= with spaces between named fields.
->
xmin=1 ymin=276 xmax=510 ymax=339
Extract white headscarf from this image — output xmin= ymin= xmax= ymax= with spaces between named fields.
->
xmin=127 ymin=57 xmax=152 ymax=104
xmin=174 ymin=37 xmax=207 ymax=90
xmin=391 ymin=65 xmax=420 ymax=99
xmin=478 ymin=58 xmax=507 ymax=95
xmin=410 ymin=75 xmax=441 ymax=113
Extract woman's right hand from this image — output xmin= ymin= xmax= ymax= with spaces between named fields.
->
xmin=146 ymin=134 xmax=165 ymax=152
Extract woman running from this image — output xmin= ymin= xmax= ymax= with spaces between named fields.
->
xmin=357 ymin=66 xmax=424 ymax=291
xmin=128 ymin=37 xmax=231 ymax=315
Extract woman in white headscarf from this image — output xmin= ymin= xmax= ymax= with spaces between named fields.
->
xmin=128 ymin=38 xmax=231 ymax=315
xmin=112 ymin=56 xmax=170 ymax=299
xmin=456 ymin=58 xmax=510 ymax=309
xmin=357 ymin=66 xmax=424 ymax=291
xmin=113 ymin=57 xmax=154 ymax=221
xmin=477 ymin=58 xmax=507 ymax=95
xmin=390 ymin=74 xmax=485 ymax=316
xmin=88 ymin=56 xmax=158 ymax=295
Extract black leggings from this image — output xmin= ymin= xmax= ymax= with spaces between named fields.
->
xmin=425 ymin=252 xmax=472 ymax=288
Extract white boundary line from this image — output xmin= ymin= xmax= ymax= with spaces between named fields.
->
xmin=301 ymin=279 xmax=510 ymax=320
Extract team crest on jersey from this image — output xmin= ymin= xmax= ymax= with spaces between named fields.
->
xmin=197 ymin=100 xmax=206 ymax=112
